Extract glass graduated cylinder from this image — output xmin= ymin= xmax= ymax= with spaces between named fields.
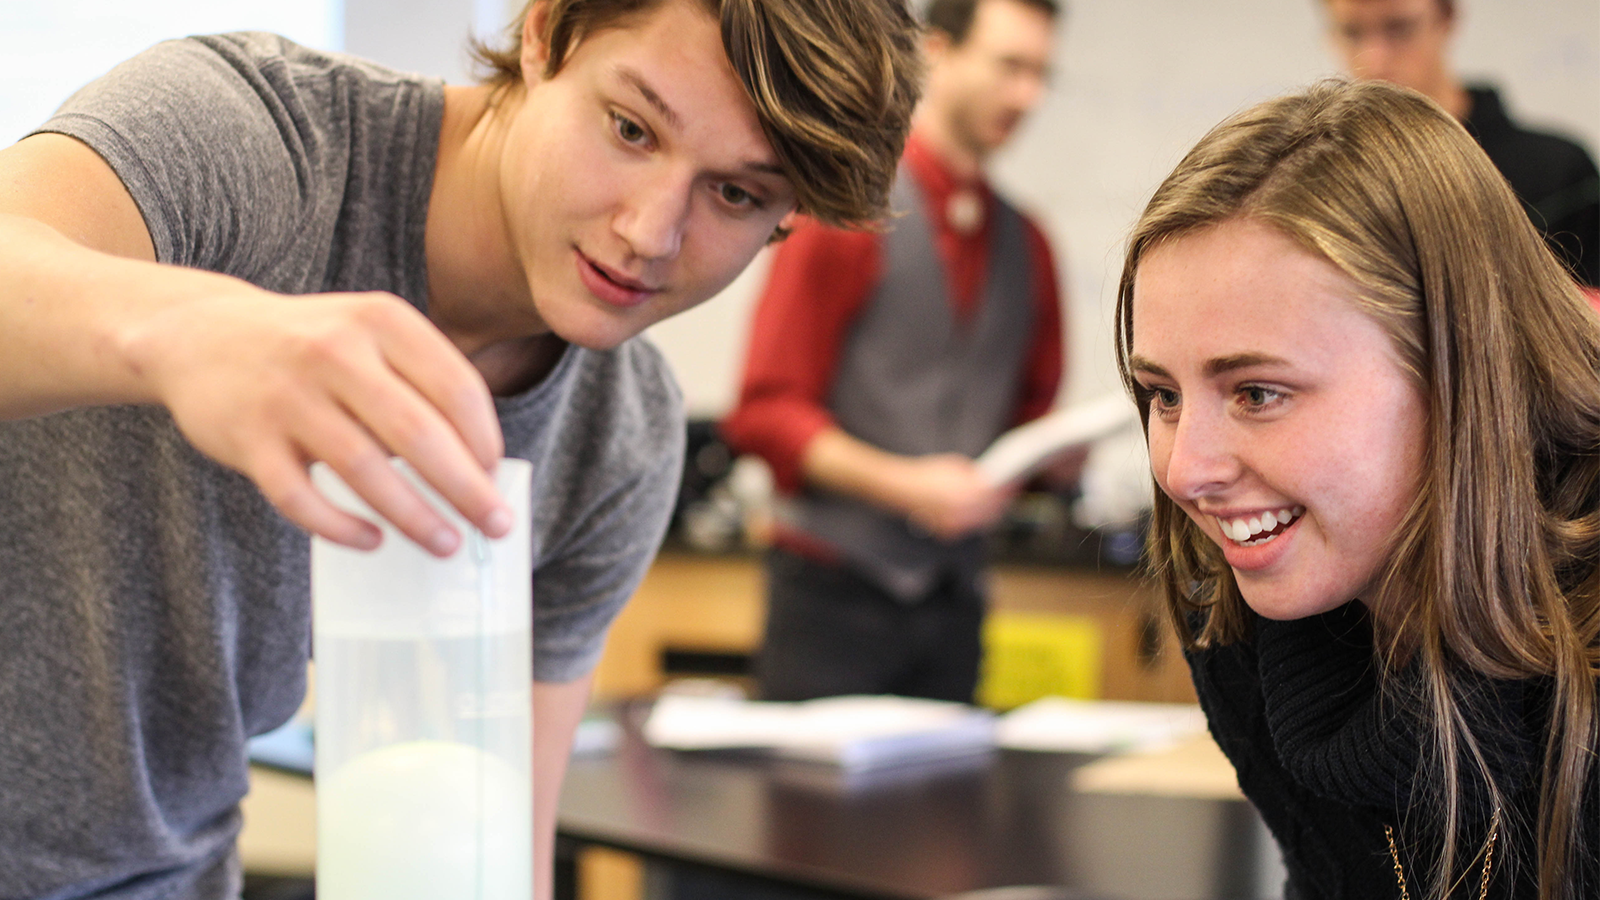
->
xmin=311 ymin=459 xmax=533 ymax=900
xmin=315 ymin=628 xmax=532 ymax=900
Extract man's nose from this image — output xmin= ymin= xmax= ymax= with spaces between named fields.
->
xmin=614 ymin=173 xmax=689 ymax=261
xmin=1349 ymin=35 xmax=1394 ymax=81
xmin=1006 ymin=69 xmax=1048 ymax=116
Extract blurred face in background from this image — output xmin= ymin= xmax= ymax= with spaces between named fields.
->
xmin=1324 ymin=0 xmax=1456 ymax=104
xmin=923 ymin=0 xmax=1057 ymax=160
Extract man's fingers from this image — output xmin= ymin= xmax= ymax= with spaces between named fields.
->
xmin=327 ymin=358 xmax=512 ymax=542
xmin=907 ymin=464 xmax=1013 ymax=541
xmin=372 ymin=298 xmax=505 ymax=469
xmin=324 ymin=445 xmax=466 ymax=556
xmin=364 ymin=415 xmax=510 ymax=544
xmin=254 ymin=451 xmax=383 ymax=551
xmin=286 ymin=402 xmax=466 ymax=557
xmin=353 ymin=296 xmax=513 ymax=536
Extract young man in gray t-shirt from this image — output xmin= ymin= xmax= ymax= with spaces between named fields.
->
xmin=0 ymin=2 xmax=922 ymax=898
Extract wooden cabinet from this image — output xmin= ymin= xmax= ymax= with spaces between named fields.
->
xmin=590 ymin=553 xmax=765 ymax=699
xmin=591 ymin=552 xmax=1196 ymax=705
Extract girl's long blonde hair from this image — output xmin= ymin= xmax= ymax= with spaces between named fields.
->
xmin=1115 ymin=79 xmax=1600 ymax=899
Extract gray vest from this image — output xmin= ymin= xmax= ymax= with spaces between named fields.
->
xmin=788 ymin=171 xmax=1038 ymax=600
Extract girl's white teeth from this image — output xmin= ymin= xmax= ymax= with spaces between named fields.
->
xmin=1219 ymin=506 xmax=1303 ymax=544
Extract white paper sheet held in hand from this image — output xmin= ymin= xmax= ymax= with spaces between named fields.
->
xmin=975 ymin=393 xmax=1138 ymax=486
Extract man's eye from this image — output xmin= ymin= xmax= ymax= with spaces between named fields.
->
xmin=1385 ymin=22 xmax=1417 ymax=42
xmin=719 ymin=183 xmax=756 ymax=207
xmin=612 ymin=112 xmax=647 ymax=145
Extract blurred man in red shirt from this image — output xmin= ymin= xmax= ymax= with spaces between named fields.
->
xmin=723 ymin=0 xmax=1071 ymax=703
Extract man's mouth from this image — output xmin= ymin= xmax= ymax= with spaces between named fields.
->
xmin=586 ymin=258 xmax=654 ymax=292
xmin=575 ymin=250 xmax=662 ymax=309
xmin=1215 ymin=506 xmax=1305 ymax=546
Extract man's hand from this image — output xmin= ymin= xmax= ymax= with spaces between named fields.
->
xmin=801 ymin=428 xmax=1018 ymax=542
xmin=127 ymin=287 xmax=512 ymax=556
xmin=897 ymin=453 xmax=1017 ymax=541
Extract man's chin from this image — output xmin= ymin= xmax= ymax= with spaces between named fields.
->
xmin=556 ymin=326 xmax=632 ymax=353
xmin=975 ymin=135 xmax=1013 ymax=159
xmin=543 ymin=307 xmax=638 ymax=353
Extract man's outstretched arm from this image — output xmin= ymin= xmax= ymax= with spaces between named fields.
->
xmin=0 ymin=133 xmax=511 ymax=553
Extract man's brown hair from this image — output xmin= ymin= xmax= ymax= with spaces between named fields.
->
xmin=925 ymin=0 xmax=1062 ymax=45
xmin=470 ymin=0 xmax=923 ymax=231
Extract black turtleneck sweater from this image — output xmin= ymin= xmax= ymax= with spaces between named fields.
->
xmin=1185 ymin=601 xmax=1600 ymax=899
xmin=1462 ymin=84 xmax=1599 ymax=287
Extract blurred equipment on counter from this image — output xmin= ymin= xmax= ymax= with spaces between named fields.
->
xmin=672 ymin=419 xmax=774 ymax=552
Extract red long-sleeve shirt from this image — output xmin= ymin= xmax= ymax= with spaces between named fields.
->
xmin=721 ymin=131 xmax=1066 ymax=495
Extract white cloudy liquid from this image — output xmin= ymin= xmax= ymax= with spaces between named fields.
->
xmin=315 ymin=630 xmax=532 ymax=900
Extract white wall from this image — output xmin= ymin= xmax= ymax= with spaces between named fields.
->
xmin=343 ymin=0 xmax=523 ymax=82
xmin=648 ymin=0 xmax=1600 ymax=417
xmin=0 ymin=1 xmax=343 ymax=145
xmin=0 ymin=1 xmax=532 ymax=145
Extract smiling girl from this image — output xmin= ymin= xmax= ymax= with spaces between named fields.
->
xmin=1117 ymin=80 xmax=1599 ymax=899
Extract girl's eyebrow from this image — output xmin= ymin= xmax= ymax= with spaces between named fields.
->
xmin=1203 ymin=352 xmax=1289 ymax=377
xmin=1127 ymin=352 xmax=1290 ymax=379
xmin=1127 ymin=355 xmax=1168 ymax=378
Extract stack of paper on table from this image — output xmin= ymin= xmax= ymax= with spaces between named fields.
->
xmin=643 ymin=694 xmax=996 ymax=772
xmin=990 ymin=697 xmax=1240 ymax=800
xmin=1070 ymin=733 xmax=1244 ymax=800
xmin=993 ymin=696 xmax=1208 ymax=754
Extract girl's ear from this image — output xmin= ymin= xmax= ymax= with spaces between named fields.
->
xmin=520 ymin=1 xmax=555 ymax=82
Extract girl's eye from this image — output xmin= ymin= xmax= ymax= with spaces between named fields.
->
xmin=1239 ymin=385 xmax=1283 ymax=408
xmin=1146 ymin=386 xmax=1181 ymax=417
xmin=612 ymin=112 xmax=648 ymax=146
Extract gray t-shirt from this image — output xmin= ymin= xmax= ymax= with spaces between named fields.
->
xmin=1 ymin=33 xmax=684 ymax=900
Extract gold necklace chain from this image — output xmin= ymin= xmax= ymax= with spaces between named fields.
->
xmin=1384 ymin=808 xmax=1501 ymax=900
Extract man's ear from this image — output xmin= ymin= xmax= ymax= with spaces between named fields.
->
xmin=768 ymin=210 xmax=802 ymax=244
xmin=520 ymin=0 xmax=555 ymax=82
xmin=1438 ymin=0 xmax=1459 ymax=35
xmin=921 ymin=29 xmax=952 ymax=67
